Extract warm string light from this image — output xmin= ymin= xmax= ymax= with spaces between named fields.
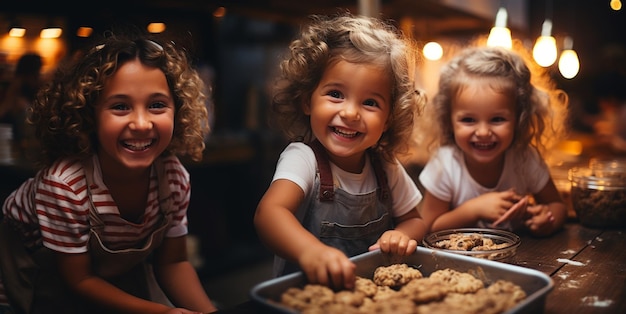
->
xmin=558 ymin=36 xmax=580 ymax=79
xmin=487 ymin=7 xmax=512 ymax=49
xmin=76 ymin=27 xmax=93 ymax=38
xmin=40 ymin=27 xmax=62 ymax=39
xmin=8 ymin=27 xmax=26 ymax=38
xmin=4 ymin=18 xmax=168 ymax=39
xmin=147 ymin=22 xmax=166 ymax=34
xmin=423 ymin=41 xmax=443 ymax=61
xmin=532 ymin=19 xmax=558 ymax=67
xmin=529 ymin=0 xmax=580 ymax=79
xmin=213 ymin=6 xmax=227 ymax=18
xmin=610 ymin=0 xmax=622 ymax=10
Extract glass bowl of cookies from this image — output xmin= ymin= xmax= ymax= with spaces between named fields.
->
xmin=422 ymin=228 xmax=521 ymax=260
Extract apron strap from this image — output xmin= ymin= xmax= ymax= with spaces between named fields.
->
xmin=309 ymin=140 xmax=335 ymax=201
xmin=369 ymin=152 xmax=391 ymax=201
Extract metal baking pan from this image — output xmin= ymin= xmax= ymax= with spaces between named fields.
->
xmin=250 ymin=247 xmax=553 ymax=313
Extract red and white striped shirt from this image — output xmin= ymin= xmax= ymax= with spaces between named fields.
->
xmin=0 ymin=154 xmax=191 ymax=305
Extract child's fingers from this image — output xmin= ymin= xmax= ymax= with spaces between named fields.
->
xmin=492 ymin=196 xmax=528 ymax=226
xmin=500 ymin=188 xmax=522 ymax=202
xmin=525 ymin=209 xmax=555 ymax=231
xmin=405 ymin=239 xmax=418 ymax=255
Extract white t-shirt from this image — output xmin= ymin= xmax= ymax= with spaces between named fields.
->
xmin=419 ymin=145 xmax=549 ymax=209
xmin=272 ymin=142 xmax=422 ymax=218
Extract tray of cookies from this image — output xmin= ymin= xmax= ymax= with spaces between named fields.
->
xmin=249 ymin=247 xmax=553 ymax=313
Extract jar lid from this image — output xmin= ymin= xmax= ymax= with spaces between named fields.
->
xmin=568 ymin=166 xmax=626 ymax=190
xmin=589 ymin=158 xmax=626 ymax=173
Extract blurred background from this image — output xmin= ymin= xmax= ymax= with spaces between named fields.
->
xmin=1 ymin=0 xmax=625 ymax=309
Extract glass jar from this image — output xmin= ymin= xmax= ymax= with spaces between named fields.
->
xmin=568 ymin=165 xmax=626 ymax=228
xmin=589 ymin=158 xmax=626 ymax=173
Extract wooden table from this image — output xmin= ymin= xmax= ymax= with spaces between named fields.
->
xmin=216 ymin=222 xmax=626 ymax=313
xmin=502 ymin=223 xmax=626 ymax=314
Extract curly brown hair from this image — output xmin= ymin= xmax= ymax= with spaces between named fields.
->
xmin=270 ymin=13 xmax=425 ymax=162
xmin=29 ymin=31 xmax=210 ymax=167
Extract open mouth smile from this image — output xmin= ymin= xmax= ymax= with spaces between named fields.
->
xmin=331 ymin=126 xmax=359 ymax=138
xmin=472 ymin=142 xmax=497 ymax=150
xmin=122 ymin=139 xmax=156 ymax=151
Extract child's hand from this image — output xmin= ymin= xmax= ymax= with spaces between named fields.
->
xmin=492 ymin=196 xmax=529 ymax=227
xmin=369 ymin=230 xmax=417 ymax=256
xmin=524 ymin=204 xmax=555 ymax=236
xmin=471 ymin=190 xmax=523 ymax=222
xmin=298 ymin=244 xmax=356 ymax=290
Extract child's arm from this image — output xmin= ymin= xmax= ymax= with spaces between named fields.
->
xmin=525 ymin=179 xmax=567 ymax=237
xmin=419 ymin=191 xmax=456 ymax=232
xmin=57 ymin=252 xmax=175 ymax=313
xmin=154 ymin=235 xmax=217 ymax=313
xmin=254 ymin=179 xmax=356 ymax=290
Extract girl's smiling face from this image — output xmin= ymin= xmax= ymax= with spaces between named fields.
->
xmin=95 ymin=58 xmax=175 ymax=173
xmin=305 ymin=60 xmax=392 ymax=173
xmin=451 ymin=79 xmax=516 ymax=168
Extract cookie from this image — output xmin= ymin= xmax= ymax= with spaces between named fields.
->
xmin=354 ymin=276 xmax=378 ymax=297
xmin=429 ymin=268 xmax=484 ymax=293
xmin=372 ymin=263 xmax=423 ymax=287
xmin=400 ymin=277 xmax=450 ymax=303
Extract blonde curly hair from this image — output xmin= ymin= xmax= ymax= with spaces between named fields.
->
xmin=29 ymin=31 xmax=210 ymax=167
xmin=270 ymin=13 xmax=425 ymax=162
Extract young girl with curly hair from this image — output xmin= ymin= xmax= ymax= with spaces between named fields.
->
xmin=418 ymin=45 xmax=569 ymax=237
xmin=254 ymin=13 xmax=429 ymax=290
xmin=0 ymin=30 xmax=217 ymax=313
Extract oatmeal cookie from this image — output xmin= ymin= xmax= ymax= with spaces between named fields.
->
xmin=334 ymin=290 xmax=366 ymax=307
xmin=301 ymin=303 xmax=362 ymax=314
xmin=487 ymin=279 xmax=527 ymax=304
xmin=416 ymin=290 xmax=510 ymax=314
xmin=429 ymin=268 xmax=484 ymax=293
xmin=399 ymin=277 xmax=450 ymax=303
xmin=280 ymin=284 xmax=334 ymax=311
xmin=372 ymin=263 xmax=423 ymax=287
xmin=354 ymin=276 xmax=377 ymax=297
xmin=372 ymin=285 xmax=400 ymax=301
xmin=362 ymin=297 xmax=416 ymax=314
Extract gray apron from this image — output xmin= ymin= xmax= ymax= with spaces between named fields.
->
xmin=273 ymin=140 xmax=393 ymax=277
xmin=0 ymin=157 xmax=173 ymax=313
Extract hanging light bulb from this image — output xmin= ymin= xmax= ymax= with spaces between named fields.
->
xmin=558 ymin=36 xmax=580 ymax=79
xmin=610 ymin=0 xmax=622 ymax=11
xmin=40 ymin=27 xmax=62 ymax=39
xmin=423 ymin=41 xmax=443 ymax=61
xmin=533 ymin=19 xmax=558 ymax=67
xmin=487 ymin=7 xmax=512 ymax=49
xmin=40 ymin=19 xmax=62 ymax=39
xmin=8 ymin=26 xmax=26 ymax=38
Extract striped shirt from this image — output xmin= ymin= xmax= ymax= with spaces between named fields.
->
xmin=0 ymin=154 xmax=191 ymax=305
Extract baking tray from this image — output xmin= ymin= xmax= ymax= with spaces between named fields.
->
xmin=250 ymin=247 xmax=553 ymax=313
